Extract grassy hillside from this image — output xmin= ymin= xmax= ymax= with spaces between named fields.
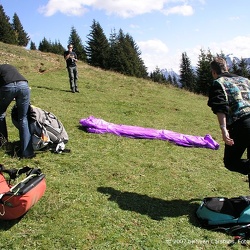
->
xmin=0 ymin=42 xmax=248 ymax=249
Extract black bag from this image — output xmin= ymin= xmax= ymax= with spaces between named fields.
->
xmin=196 ymin=196 xmax=250 ymax=226
xmin=196 ymin=196 xmax=250 ymax=246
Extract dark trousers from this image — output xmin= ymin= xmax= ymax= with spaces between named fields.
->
xmin=224 ymin=116 xmax=250 ymax=175
xmin=67 ymin=66 xmax=78 ymax=91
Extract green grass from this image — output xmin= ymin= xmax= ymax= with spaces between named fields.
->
xmin=0 ymin=42 xmax=248 ymax=249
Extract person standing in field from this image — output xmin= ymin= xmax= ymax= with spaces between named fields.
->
xmin=64 ymin=44 xmax=79 ymax=93
xmin=208 ymin=57 xmax=250 ymax=175
xmin=0 ymin=64 xmax=35 ymax=159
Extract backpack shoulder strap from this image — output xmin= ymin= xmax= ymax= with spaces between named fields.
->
xmin=0 ymin=164 xmax=32 ymax=181
xmin=228 ymin=224 xmax=250 ymax=246
xmin=240 ymin=196 xmax=250 ymax=204
xmin=9 ymin=168 xmax=42 ymax=194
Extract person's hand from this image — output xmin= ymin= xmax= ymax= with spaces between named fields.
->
xmin=221 ymin=127 xmax=234 ymax=146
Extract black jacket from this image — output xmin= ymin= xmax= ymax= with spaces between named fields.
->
xmin=0 ymin=64 xmax=27 ymax=86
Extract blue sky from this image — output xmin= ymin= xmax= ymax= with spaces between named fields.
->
xmin=1 ymin=0 xmax=250 ymax=73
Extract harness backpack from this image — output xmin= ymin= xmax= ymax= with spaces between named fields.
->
xmin=11 ymin=105 xmax=69 ymax=153
xmin=196 ymin=196 xmax=250 ymax=245
xmin=196 ymin=196 xmax=250 ymax=226
xmin=0 ymin=165 xmax=46 ymax=220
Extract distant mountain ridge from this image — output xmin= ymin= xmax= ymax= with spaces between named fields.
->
xmin=161 ymin=68 xmax=181 ymax=86
xmin=225 ymin=54 xmax=250 ymax=69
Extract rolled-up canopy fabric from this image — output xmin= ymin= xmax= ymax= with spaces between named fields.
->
xmin=79 ymin=116 xmax=219 ymax=150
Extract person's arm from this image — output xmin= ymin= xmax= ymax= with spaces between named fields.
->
xmin=208 ymin=80 xmax=233 ymax=146
xmin=64 ymin=51 xmax=70 ymax=60
xmin=216 ymin=112 xmax=234 ymax=146
xmin=73 ymin=52 xmax=78 ymax=62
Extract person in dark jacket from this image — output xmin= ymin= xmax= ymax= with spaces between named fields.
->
xmin=0 ymin=64 xmax=34 ymax=158
xmin=64 ymin=44 xmax=79 ymax=93
xmin=208 ymin=57 xmax=250 ymax=175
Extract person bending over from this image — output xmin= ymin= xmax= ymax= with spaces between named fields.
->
xmin=0 ymin=64 xmax=34 ymax=158
xmin=208 ymin=57 xmax=250 ymax=175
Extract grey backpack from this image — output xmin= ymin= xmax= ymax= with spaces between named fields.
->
xmin=11 ymin=105 xmax=69 ymax=153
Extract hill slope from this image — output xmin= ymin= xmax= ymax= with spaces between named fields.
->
xmin=0 ymin=42 xmax=247 ymax=249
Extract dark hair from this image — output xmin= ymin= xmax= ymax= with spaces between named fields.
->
xmin=210 ymin=57 xmax=228 ymax=74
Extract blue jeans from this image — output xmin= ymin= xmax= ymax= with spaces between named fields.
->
xmin=0 ymin=81 xmax=34 ymax=157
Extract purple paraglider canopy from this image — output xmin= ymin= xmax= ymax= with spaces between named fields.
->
xmin=79 ymin=116 xmax=219 ymax=150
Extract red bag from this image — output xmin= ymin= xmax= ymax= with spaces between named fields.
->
xmin=0 ymin=166 xmax=46 ymax=220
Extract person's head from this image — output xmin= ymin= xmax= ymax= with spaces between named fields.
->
xmin=210 ymin=57 xmax=228 ymax=78
xmin=68 ymin=44 xmax=73 ymax=50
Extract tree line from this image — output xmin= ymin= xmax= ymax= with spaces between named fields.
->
xmin=179 ymin=49 xmax=250 ymax=96
xmin=1 ymin=4 xmax=249 ymax=94
xmin=37 ymin=21 xmax=149 ymax=79
xmin=0 ymin=5 xmax=148 ymax=79
xmin=0 ymin=5 xmax=29 ymax=47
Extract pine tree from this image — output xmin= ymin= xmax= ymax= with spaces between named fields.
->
xmin=179 ymin=52 xmax=196 ymax=92
xmin=51 ymin=40 xmax=65 ymax=55
xmin=0 ymin=5 xmax=17 ymax=44
xmin=238 ymin=58 xmax=249 ymax=78
xmin=12 ymin=13 xmax=30 ymax=46
xmin=150 ymin=66 xmax=167 ymax=83
xmin=108 ymin=29 xmax=120 ymax=72
xmin=125 ymin=34 xmax=148 ymax=78
xmin=85 ymin=20 xmax=110 ymax=69
xmin=230 ymin=58 xmax=239 ymax=75
xmin=108 ymin=29 xmax=148 ymax=78
xmin=109 ymin=29 xmax=128 ymax=74
xmin=38 ymin=37 xmax=65 ymax=55
xmin=30 ymin=41 xmax=36 ymax=50
xmin=195 ymin=49 xmax=214 ymax=95
xmin=38 ymin=37 xmax=52 ymax=52
xmin=68 ymin=26 xmax=87 ymax=62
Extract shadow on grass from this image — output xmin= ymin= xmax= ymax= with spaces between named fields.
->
xmin=97 ymin=186 xmax=200 ymax=224
xmin=36 ymin=85 xmax=71 ymax=93
xmin=1 ymin=140 xmax=21 ymax=158
xmin=0 ymin=218 xmax=22 ymax=230
xmin=78 ymin=125 xmax=89 ymax=133
xmin=2 ymin=140 xmax=65 ymax=157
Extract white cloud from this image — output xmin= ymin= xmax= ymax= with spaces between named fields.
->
xmin=39 ymin=0 xmax=195 ymax=18
xmin=139 ymin=36 xmax=250 ymax=74
xmin=187 ymin=36 xmax=250 ymax=64
xmin=138 ymin=39 xmax=176 ymax=72
xmin=162 ymin=4 xmax=194 ymax=16
xmin=217 ymin=36 xmax=250 ymax=58
xmin=229 ymin=16 xmax=240 ymax=21
xmin=129 ymin=24 xmax=140 ymax=29
xmin=138 ymin=39 xmax=169 ymax=54
xmin=96 ymin=0 xmax=165 ymax=18
xmin=39 ymin=0 xmax=90 ymax=16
